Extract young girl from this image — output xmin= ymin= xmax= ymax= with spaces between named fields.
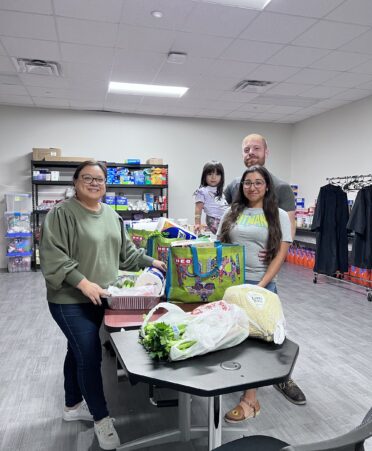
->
xmin=217 ymin=165 xmax=292 ymax=423
xmin=194 ymin=160 xmax=228 ymax=235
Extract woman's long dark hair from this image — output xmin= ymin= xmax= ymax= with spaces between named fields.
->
xmin=198 ymin=161 xmax=225 ymax=199
xmin=219 ymin=165 xmax=282 ymax=264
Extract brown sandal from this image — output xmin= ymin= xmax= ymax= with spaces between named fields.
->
xmin=224 ymin=397 xmax=260 ymax=423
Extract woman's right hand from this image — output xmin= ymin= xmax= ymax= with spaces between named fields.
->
xmin=194 ymin=224 xmax=201 ymax=235
xmin=77 ymin=278 xmax=109 ymax=306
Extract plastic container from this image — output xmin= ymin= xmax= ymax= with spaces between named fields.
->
xmin=156 ymin=217 xmax=197 ymax=240
xmin=7 ymin=253 xmax=32 ymax=272
xmin=5 ymin=193 xmax=32 ymax=212
xmin=6 ymin=235 xmax=32 ymax=255
xmin=5 ymin=212 xmax=31 ymax=233
xmin=107 ymin=284 xmax=164 ymax=310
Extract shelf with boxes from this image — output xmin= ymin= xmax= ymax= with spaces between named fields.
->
xmin=4 ymin=194 xmax=33 ymax=272
xmin=31 ymin=159 xmax=169 ymax=267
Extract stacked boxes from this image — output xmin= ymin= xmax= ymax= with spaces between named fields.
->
xmin=4 ymin=193 xmax=33 ymax=272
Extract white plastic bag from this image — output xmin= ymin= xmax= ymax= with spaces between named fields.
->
xmin=141 ymin=301 xmax=249 ymax=361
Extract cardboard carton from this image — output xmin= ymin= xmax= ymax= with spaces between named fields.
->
xmin=32 ymin=148 xmax=61 ymax=160
xmin=146 ymin=158 xmax=163 ymax=165
xmin=44 ymin=156 xmax=94 ymax=162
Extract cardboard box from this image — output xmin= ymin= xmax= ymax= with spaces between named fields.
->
xmin=44 ymin=156 xmax=93 ymax=162
xmin=32 ymin=148 xmax=61 ymax=160
xmin=146 ymin=158 xmax=163 ymax=165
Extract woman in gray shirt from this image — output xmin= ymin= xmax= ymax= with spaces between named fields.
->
xmin=217 ymin=165 xmax=292 ymax=423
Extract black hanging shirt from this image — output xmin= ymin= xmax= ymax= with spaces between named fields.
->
xmin=311 ymin=184 xmax=349 ymax=275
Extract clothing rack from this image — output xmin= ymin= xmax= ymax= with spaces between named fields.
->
xmin=313 ymin=174 xmax=372 ymax=301
xmin=326 ymin=173 xmax=372 ymax=191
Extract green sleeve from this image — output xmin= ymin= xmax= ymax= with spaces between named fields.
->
xmin=39 ymin=206 xmax=85 ymax=290
xmin=119 ymin=223 xmax=154 ymax=271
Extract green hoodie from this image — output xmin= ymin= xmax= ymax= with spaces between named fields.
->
xmin=40 ymin=197 xmax=153 ymax=304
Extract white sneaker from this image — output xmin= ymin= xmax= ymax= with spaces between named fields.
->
xmin=63 ymin=400 xmax=93 ymax=422
xmin=94 ymin=417 xmax=120 ymax=450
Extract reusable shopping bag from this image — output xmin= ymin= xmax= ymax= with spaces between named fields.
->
xmin=166 ymin=242 xmax=245 ymax=303
xmin=139 ymin=301 xmax=249 ymax=361
xmin=146 ymin=231 xmax=186 ymax=263
xmin=223 ymin=284 xmax=286 ymax=344
xmin=127 ymin=228 xmax=154 ymax=250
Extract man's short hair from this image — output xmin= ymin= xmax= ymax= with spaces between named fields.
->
xmin=242 ymin=133 xmax=268 ymax=150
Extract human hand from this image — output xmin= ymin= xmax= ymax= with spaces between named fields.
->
xmin=258 ymin=249 xmax=268 ymax=262
xmin=77 ymin=278 xmax=109 ymax=306
xmin=152 ymin=259 xmax=167 ymax=273
xmin=194 ymin=224 xmax=201 ymax=235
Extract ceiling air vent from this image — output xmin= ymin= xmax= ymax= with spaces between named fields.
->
xmin=234 ymin=79 xmax=273 ymax=93
xmin=12 ymin=58 xmax=62 ymax=76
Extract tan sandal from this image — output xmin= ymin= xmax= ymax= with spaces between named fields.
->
xmin=224 ymin=397 xmax=260 ymax=423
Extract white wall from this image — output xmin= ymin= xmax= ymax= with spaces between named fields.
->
xmin=0 ymin=105 xmax=292 ymax=268
xmin=291 ymin=95 xmax=372 ymax=206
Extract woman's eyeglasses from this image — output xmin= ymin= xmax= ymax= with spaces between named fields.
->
xmin=241 ymin=180 xmax=265 ymax=188
xmin=80 ymin=175 xmax=106 ymax=185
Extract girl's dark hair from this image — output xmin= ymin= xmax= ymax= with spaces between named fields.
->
xmin=72 ymin=160 xmax=107 ymax=184
xmin=219 ymin=165 xmax=282 ymax=264
xmin=199 ymin=161 xmax=225 ymax=198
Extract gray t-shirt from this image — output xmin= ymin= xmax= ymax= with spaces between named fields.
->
xmin=224 ymin=171 xmax=295 ymax=212
xmin=217 ymin=207 xmax=292 ymax=282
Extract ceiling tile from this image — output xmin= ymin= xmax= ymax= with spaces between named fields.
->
xmin=238 ymin=103 xmax=271 ymax=112
xmin=310 ymin=51 xmax=371 ymax=71
xmin=26 ymin=85 xmax=71 ymax=98
xmin=181 ymin=2 xmax=258 ymax=38
xmin=0 ymin=41 xmax=6 ymax=55
xmin=56 ymin=17 xmax=118 ymax=46
xmin=0 ymin=83 xmax=28 ymax=95
xmin=0 ymin=55 xmax=16 ymax=72
xmin=1 ymin=37 xmax=60 ymax=60
xmin=0 ymin=11 xmax=58 ymax=40
xmin=208 ymin=60 xmax=258 ymax=78
xmin=322 ymin=72 xmax=372 ymax=88
xmin=266 ymin=0 xmax=346 ymax=18
xmin=266 ymin=45 xmax=330 ymax=67
xmin=285 ymin=68 xmax=339 ymax=84
xmin=111 ymin=50 xmax=164 ymax=83
xmin=298 ymin=85 xmax=346 ymax=99
xmin=218 ymin=91 xmax=259 ymax=103
xmin=0 ymin=94 xmax=33 ymax=105
xmin=224 ymin=111 xmax=255 ymax=119
xmin=154 ymin=56 xmax=214 ymax=86
xmin=60 ymin=43 xmax=114 ymax=66
xmin=54 ymin=0 xmax=123 ymax=22
xmin=117 ymin=25 xmax=175 ymax=53
xmin=104 ymin=93 xmax=142 ymax=108
xmin=266 ymin=82 xmax=314 ymax=96
xmin=196 ymin=109 xmax=227 ymax=118
xmin=312 ymin=98 xmax=351 ymax=109
xmin=340 ymin=30 xmax=372 ymax=55
xmin=120 ymin=0 xmax=196 ymax=30
xmin=220 ymin=40 xmax=283 ymax=63
xmin=32 ymin=96 xmax=70 ymax=107
xmin=0 ymin=74 xmax=21 ymax=84
xmin=171 ymin=32 xmax=232 ymax=58
xmin=269 ymin=105 xmax=302 ymax=114
xmin=19 ymin=74 xmax=71 ymax=88
xmin=63 ymin=61 xmax=111 ymax=84
xmin=0 ymin=0 xmax=53 ymax=14
xmin=69 ymin=99 xmax=105 ymax=110
xmin=293 ymin=20 xmax=368 ymax=50
xmin=335 ymin=88 xmax=371 ymax=101
xmin=239 ymin=12 xmax=316 ymax=44
xmin=351 ymin=59 xmax=372 ymax=75
xmin=326 ymin=0 xmax=372 ymax=26
xmin=358 ymin=80 xmax=372 ymax=90
xmin=245 ymin=64 xmax=299 ymax=82
xmin=252 ymin=112 xmax=284 ymax=121
xmin=252 ymin=95 xmax=319 ymax=107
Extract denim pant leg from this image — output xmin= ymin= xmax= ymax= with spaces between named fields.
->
xmin=245 ymin=279 xmax=278 ymax=294
xmin=48 ymin=302 xmax=109 ymax=421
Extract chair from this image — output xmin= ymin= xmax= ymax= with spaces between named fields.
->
xmin=214 ymin=408 xmax=372 ymax=451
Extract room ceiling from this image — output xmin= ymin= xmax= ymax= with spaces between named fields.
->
xmin=1 ymin=0 xmax=372 ymax=124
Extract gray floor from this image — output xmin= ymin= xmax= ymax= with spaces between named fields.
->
xmin=0 ymin=263 xmax=371 ymax=451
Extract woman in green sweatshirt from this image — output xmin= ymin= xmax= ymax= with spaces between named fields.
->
xmin=40 ymin=160 xmax=166 ymax=450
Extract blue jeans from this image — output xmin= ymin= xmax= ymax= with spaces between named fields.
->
xmin=48 ymin=302 xmax=108 ymax=421
xmin=246 ymin=279 xmax=278 ymax=294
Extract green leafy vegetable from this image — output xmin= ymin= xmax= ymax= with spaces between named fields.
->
xmin=139 ymin=322 xmax=196 ymax=361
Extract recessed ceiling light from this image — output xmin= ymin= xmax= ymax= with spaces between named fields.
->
xmin=151 ymin=10 xmax=163 ymax=18
xmin=201 ymin=0 xmax=272 ymax=10
xmin=167 ymin=52 xmax=187 ymax=64
xmin=108 ymin=82 xmax=188 ymax=98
